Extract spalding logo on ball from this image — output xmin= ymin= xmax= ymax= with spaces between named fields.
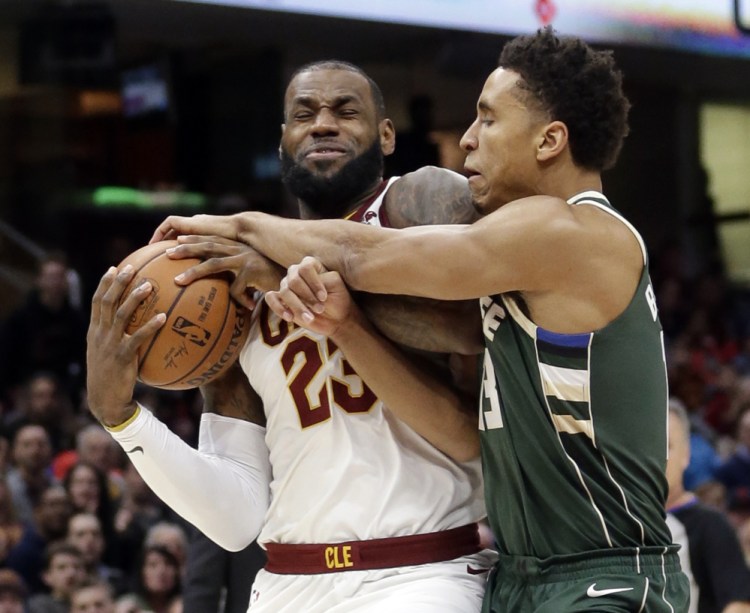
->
xmin=118 ymin=240 xmax=249 ymax=390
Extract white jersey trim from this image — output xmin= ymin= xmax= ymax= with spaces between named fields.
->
xmin=568 ymin=190 xmax=648 ymax=266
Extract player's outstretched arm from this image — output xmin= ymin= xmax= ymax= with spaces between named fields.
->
xmin=266 ymin=258 xmax=479 ymax=462
xmin=161 ymin=226 xmax=483 ymax=355
xmin=87 ymin=265 xmax=270 ymax=551
xmin=151 ymin=195 xmax=579 ymax=302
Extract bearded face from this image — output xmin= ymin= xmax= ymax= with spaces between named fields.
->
xmin=280 ymin=138 xmax=384 ymax=218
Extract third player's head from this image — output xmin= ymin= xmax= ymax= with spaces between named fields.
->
xmin=460 ymin=27 xmax=631 ymax=213
xmin=280 ymin=61 xmax=395 ymax=218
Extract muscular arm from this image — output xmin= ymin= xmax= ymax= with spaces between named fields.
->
xmin=154 ymin=195 xmax=579 ymax=300
xmin=333 ymin=307 xmax=478 ymax=461
xmin=166 ymin=167 xmax=484 ymax=354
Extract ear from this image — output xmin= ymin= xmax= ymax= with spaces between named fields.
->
xmin=379 ymin=119 xmax=396 ymax=156
xmin=537 ymin=120 xmax=568 ymax=163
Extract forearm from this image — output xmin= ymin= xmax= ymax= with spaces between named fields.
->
xmin=330 ymin=307 xmax=479 ymax=462
xmin=108 ymin=405 xmax=270 ymax=551
xmin=236 ymin=212 xmax=397 ymax=293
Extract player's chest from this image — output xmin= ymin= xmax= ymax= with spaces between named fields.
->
xmin=243 ymin=302 xmax=382 ymax=429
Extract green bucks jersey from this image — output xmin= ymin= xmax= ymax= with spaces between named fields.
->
xmin=479 ymin=191 xmax=672 ymax=558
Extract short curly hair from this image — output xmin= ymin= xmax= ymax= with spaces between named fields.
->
xmin=499 ymin=27 xmax=630 ymax=171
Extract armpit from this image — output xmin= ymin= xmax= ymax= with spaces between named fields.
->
xmin=199 ymin=360 xmax=266 ymax=426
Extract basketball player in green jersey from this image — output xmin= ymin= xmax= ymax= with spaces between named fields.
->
xmin=152 ymin=28 xmax=690 ymax=611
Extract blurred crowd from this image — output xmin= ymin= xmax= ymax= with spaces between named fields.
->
xmin=654 ymin=243 xmax=750 ymax=550
xmin=0 ymin=234 xmax=749 ymax=612
xmin=0 ymin=252 xmax=210 ymax=613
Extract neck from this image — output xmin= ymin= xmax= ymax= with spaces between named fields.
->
xmin=297 ymin=177 xmax=384 ymax=220
xmin=537 ymin=163 xmax=602 ymax=202
xmin=666 ymin=490 xmax=695 ymax=511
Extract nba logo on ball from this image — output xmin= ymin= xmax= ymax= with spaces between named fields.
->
xmin=117 ymin=240 xmax=249 ymax=390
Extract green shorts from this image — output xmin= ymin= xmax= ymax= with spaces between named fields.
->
xmin=482 ymin=547 xmax=690 ymax=612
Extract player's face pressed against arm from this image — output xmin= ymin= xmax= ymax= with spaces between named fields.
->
xmin=150 ymin=68 xmax=596 ymax=306
xmin=157 ymin=67 xmax=484 ymax=354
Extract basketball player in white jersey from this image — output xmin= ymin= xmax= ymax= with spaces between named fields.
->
xmin=87 ymin=61 xmax=494 ymax=612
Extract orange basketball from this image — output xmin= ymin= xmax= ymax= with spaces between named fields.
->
xmin=117 ymin=240 xmax=249 ymax=390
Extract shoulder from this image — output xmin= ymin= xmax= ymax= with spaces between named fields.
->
xmin=479 ymin=195 xmax=578 ymax=238
xmin=493 ymin=196 xmax=641 ymax=262
xmin=384 ymin=166 xmax=477 ymax=227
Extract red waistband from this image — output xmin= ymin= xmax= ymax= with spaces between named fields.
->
xmin=264 ymin=523 xmax=480 ymax=575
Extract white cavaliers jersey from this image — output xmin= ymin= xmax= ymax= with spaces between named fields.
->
xmin=243 ymin=178 xmax=485 ymax=545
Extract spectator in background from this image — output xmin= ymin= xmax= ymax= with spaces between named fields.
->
xmin=143 ymin=522 xmax=188 ymax=579
xmin=667 ymin=397 xmax=721 ymax=492
xmin=121 ymin=545 xmax=182 ymax=613
xmin=0 ymin=569 xmax=28 ymax=613
xmin=726 ymin=487 xmax=750 ymax=533
xmin=666 ymin=401 xmax=750 ymax=613
xmin=4 ymin=371 xmax=83 ymax=455
xmin=715 ymin=408 xmax=750 ymax=496
xmin=0 ymin=477 xmax=24 ymax=567
xmin=27 ymin=541 xmax=87 ymax=613
xmin=6 ymin=424 xmax=56 ymax=526
xmin=113 ymin=594 xmax=142 ymax=613
xmin=54 ymin=425 xmax=126 ymax=505
xmin=70 ymin=579 xmax=116 ymax=613
xmin=182 ymin=525 xmax=264 ymax=613
xmin=6 ymin=485 xmax=73 ymax=594
xmin=66 ymin=513 xmax=126 ymax=596
xmin=63 ymin=462 xmax=120 ymax=567
xmin=114 ymin=462 xmax=175 ymax=579
xmin=0 ymin=251 xmax=86 ymax=407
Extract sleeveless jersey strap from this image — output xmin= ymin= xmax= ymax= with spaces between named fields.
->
xmin=568 ymin=191 xmax=648 ymax=266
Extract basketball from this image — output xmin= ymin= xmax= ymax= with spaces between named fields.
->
xmin=117 ymin=240 xmax=249 ymax=390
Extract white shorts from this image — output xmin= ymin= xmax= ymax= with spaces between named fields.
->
xmin=247 ymin=550 xmax=496 ymax=613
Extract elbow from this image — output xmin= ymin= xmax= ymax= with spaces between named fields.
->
xmin=213 ymin=527 xmax=260 ymax=552
xmin=207 ymin=507 xmax=264 ymax=552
